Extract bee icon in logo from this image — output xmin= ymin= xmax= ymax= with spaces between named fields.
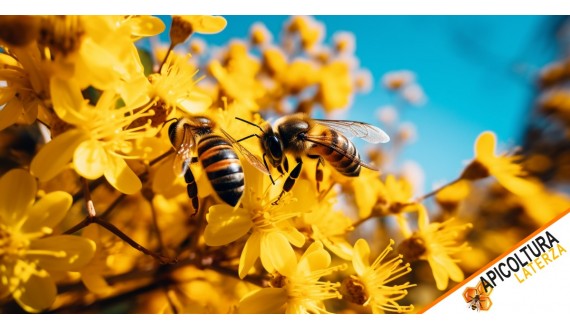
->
xmin=462 ymin=281 xmax=492 ymax=312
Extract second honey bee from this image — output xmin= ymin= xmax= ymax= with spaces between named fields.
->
xmin=168 ymin=116 xmax=268 ymax=215
xmin=237 ymin=113 xmax=390 ymax=202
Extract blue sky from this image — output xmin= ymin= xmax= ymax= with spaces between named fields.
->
xmin=160 ymin=16 xmax=561 ymax=189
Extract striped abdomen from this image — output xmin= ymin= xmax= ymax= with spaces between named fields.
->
xmin=310 ymin=129 xmax=361 ymax=177
xmin=197 ymin=134 xmax=245 ymax=206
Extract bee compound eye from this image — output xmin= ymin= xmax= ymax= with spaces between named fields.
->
xmin=269 ymin=136 xmax=282 ymax=159
xmin=168 ymin=122 xmax=178 ymax=143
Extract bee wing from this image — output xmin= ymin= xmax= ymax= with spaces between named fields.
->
xmin=220 ymin=128 xmax=270 ymax=175
xmin=303 ymin=134 xmax=379 ymax=171
xmin=172 ymin=126 xmax=196 ymax=177
xmin=312 ymin=119 xmax=390 ymax=144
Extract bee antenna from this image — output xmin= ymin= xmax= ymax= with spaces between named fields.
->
xmin=236 ymin=117 xmax=264 ymax=133
xmin=159 ymin=117 xmax=179 ymax=130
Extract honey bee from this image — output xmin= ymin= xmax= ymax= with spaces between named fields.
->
xmin=236 ymin=113 xmax=389 ymax=202
xmin=467 ymin=294 xmax=482 ymax=311
xmin=463 ymin=283 xmax=492 ymax=312
xmin=168 ymin=116 xmax=269 ymax=215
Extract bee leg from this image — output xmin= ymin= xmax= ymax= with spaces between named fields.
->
xmin=262 ymin=153 xmax=275 ymax=185
xmin=273 ymin=158 xmax=302 ymax=205
xmin=307 ymin=155 xmax=323 ymax=192
xmin=184 ymin=168 xmax=199 ymax=216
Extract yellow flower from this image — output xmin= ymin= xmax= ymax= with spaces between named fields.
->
xmin=435 ymin=179 xmax=471 ymax=212
xmin=189 ymin=38 xmax=207 ymax=56
xmin=146 ymin=265 xmax=250 ymax=314
xmin=366 ymin=174 xmax=417 ymax=228
xmin=208 ymin=41 xmax=263 ymax=111
xmin=250 ymin=22 xmax=273 ymax=47
xmin=282 ymin=59 xmax=320 ymax=94
xmin=381 ymin=70 xmax=416 ymax=90
xmin=0 ymin=46 xmax=49 ymax=131
xmin=332 ymin=31 xmax=356 ymax=55
xmin=298 ymin=186 xmax=354 ymax=260
xmin=398 ymin=205 xmax=471 ymax=291
xmin=0 ymin=169 xmax=95 ymax=312
xmin=285 ymin=16 xmax=325 ymax=51
xmin=147 ymin=53 xmax=212 ymax=120
xmin=170 ymin=15 xmax=227 ymax=46
xmin=460 ymin=131 xmax=539 ymax=196
xmin=343 ymin=239 xmax=414 ymax=313
xmin=343 ymin=168 xmax=384 ymax=219
xmin=30 ymin=78 xmax=157 ymax=194
xmin=204 ymin=163 xmax=315 ymax=279
xmin=262 ymin=47 xmax=288 ymax=77
xmin=238 ymin=242 xmax=343 ymax=314
xmin=40 ymin=16 xmax=155 ymax=92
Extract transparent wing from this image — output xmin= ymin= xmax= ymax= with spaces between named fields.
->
xmin=303 ymin=134 xmax=379 ymax=171
xmin=220 ymin=128 xmax=270 ymax=175
xmin=312 ymin=119 xmax=390 ymax=144
xmin=172 ymin=125 xmax=196 ymax=177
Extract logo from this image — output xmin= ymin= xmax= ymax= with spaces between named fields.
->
xmin=462 ymin=281 xmax=493 ymax=311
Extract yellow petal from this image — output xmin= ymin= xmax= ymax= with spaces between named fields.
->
xmin=204 ymin=205 xmax=252 ymax=246
xmin=75 ymin=38 xmax=123 ymax=90
xmin=239 ymin=231 xmax=261 ymax=279
xmin=187 ymin=15 xmax=227 ymax=34
xmin=280 ymin=179 xmax=316 ymax=214
xmin=31 ymin=128 xmax=88 ymax=182
xmin=260 ymin=232 xmax=296 ymax=276
xmin=117 ymin=74 xmax=151 ymax=108
xmin=73 ymin=139 xmax=107 ymax=180
xmin=32 ymin=235 xmax=96 ymax=272
xmin=126 ymin=16 xmax=165 ymax=37
xmin=279 ymin=226 xmax=305 ymax=248
xmin=21 ymin=191 xmax=72 ymax=233
xmin=13 ymin=269 xmax=56 ymax=313
xmin=0 ymin=260 xmax=15 ymax=299
xmin=300 ymin=242 xmax=330 ymax=274
xmin=495 ymin=175 xmax=540 ymax=197
xmin=322 ymin=237 xmax=353 ymax=261
xmin=352 ymin=239 xmax=370 ymax=276
xmin=416 ymin=204 xmax=430 ymax=233
xmin=0 ymin=86 xmax=16 ymax=105
xmin=474 ymin=131 xmax=496 ymax=162
xmin=50 ymin=77 xmax=88 ymax=126
xmin=21 ymin=97 xmax=39 ymax=125
xmin=103 ymin=153 xmax=142 ymax=195
xmin=428 ymin=256 xmax=450 ymax=291
xmin=152 ymin=157 xmax=186 ymax=198
xmin=178 ymin=90 xmax=213 ymax=114
xmin=238 ymin=288 xmax=287 ymax=314
xmin=435 ymin=179 xmax=471 ymax=203
xmin=81 ymin=272 xmax=112 ymax=296
xmin=0 ymin=97 xmax=21 ymax=131
xmin=0 ymin=169 xmax=36 ymax=227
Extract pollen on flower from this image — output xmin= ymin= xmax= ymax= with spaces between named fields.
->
xmin=398 ymin=235 xmax=427 ymax=262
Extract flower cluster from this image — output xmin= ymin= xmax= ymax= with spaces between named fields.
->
xmin=0 ymin=15 xmax=567 ymax=314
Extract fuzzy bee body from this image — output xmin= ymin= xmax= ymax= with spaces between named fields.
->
xmin=168 ymin=116 xmax=267 ymax=214
xmin=196 ymin=134 xmax=244 ymax=206
xmin=238 ymin=113 xmax=389 ymax=203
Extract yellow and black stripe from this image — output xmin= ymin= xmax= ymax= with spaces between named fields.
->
xmin=309 ymin=129 xmax=361 ymax=177
xmin=197 ymin=134 xmax=245 ymax=206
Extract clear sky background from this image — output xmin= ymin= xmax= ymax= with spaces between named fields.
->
xmin=160 ymin=16 xmax=562 ymax=190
